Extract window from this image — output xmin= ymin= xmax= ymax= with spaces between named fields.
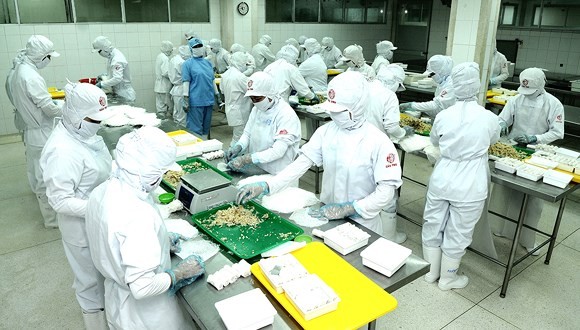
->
xmin=171 ymin=0 xmax=210 ymax=22
xmin=265 ymin=0 xmax=293 ymax=22
xmin=399 ymin=2 xmax=429 ymax=26
xmin=266 ymin=0 xmax=387 ymax=24
xmin=75 ymin=0 xmax=122 ymax=22
xmin=499 ymin=4 xmax=517 ymax=26
xmin=1 ymin=0 xmax=17 ymax=23
xmin=500 ymin=0 xmax=580 ymax=29
xmin=295 ymin=0 xmax=318 ymax=22
xmin=18 ymin=0 xmax=70 ymax=23
xmin=125 ymin=0 xmax=168 ymax=23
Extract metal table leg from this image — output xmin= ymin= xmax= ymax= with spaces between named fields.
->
xmin=500 ymin=194 xmax=529 ymax=298
xmin=545 ymin=198 xmax=567 ymax=265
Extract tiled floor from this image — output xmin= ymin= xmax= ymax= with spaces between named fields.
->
xmin=0 ymin=113 xmax=578 ymax=329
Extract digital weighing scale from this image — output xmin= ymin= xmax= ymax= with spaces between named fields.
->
xmin=176 ymin=170 xmax=238 ymax=214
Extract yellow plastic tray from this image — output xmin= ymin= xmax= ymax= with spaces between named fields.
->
xmin=553 ymin=168 xmax=580 ymax=183
xmin=251 ymin=242 xmax=397 ymax=329
xmin=48 ymin=87 xmax=65 ymax=99
xmin=327 ymin=69 xmax=344 ymax=76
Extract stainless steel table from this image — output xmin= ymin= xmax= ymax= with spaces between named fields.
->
xmin=398 ymin=149 xmax=578 ymax=297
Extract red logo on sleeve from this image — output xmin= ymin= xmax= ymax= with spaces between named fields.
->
xmin=99 ymin=96 xmax=106 ymax=107
xmin=440 ymin=90 xmax=447 ymax=97
xmin=115 ymin=65 xmax=121 ymax=71
xmin=556 ymin=114 xmax=563 ymax=123
xmin=385 ymin=152 xmax=398 ymax=168
xmin=328 ymin=89 xmax=335 ymax=100
xmin=278 ymin=129 xmax=288 ymax=135
xmin=522 ymin=79 xmax=529 ymax=88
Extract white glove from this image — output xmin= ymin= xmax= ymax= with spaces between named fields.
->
xmin=157 ymin=200 xmax=184 ymax=219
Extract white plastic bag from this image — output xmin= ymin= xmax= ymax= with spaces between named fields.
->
xmin=261 ymin=187 xmax=319 ymax=213
xmin=289 ymin=208 xmax=329 ymax=228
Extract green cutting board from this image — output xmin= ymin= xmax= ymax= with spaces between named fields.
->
xmin=161 ymin=157 xmax=232 ymax=193
xmin=189 ymin=201 xmax=304 ymax=260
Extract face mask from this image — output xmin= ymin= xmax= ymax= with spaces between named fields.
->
xmin=346 ymin=60 xmax=356 ymax=68
xmin=191 ymin=47 xmax=205 ymax=58
xmin=163 ymin=51 xmax=172 ymax=56
xmin=432 ymin=73 xmax=444 ymax=84
xmin=143 ymin=176 xmax=162 ymax=193
xmin=330 ymin=110 xmax=356 ymax=130
xmin=386 ymin=50 xmax=393 ymax=61
xmin=98 ymin=50 xmax=110 ymax=58
xmin=211 ymin=48 xmax=219 ymax=54
xmin=36 ymin=56 xmax=50 ymax=69
xmin=325 ymin=46 xmax=332 ymax=51
xmin=254 ymin=98 xmax=273 ymax=111
xmin=524 ymin=89 xmax=542 ymax=99
xmin=78 ymin=121 xmax=101 ymax=139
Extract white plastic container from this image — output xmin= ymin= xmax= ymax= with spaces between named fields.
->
xmin=526 ymin=155 xmax=558 ymax=169
xmin=555 ymin=147 xmax=580 ymax=159
xmin=215 ymin=288 xmax=277 ymax=330
xmin=542 ymin=169 xmax=573 ymax=189
xmin=258 ymin=254 xmax=309 ymax=293
xmin=494 ymin=157 xmax=523 ymax=174
xmin=516 ymin=164 xmax=546 ymax=181
xmin=360 ymin=238 xmax=412 ymax=277
xmin=282 ymin=274 xmax=340 ymax=321
xmin=322 ymin=223 xmax=371 ymax=255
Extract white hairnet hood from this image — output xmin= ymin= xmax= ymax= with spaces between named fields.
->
xmin=230 ymin=52 xmax=249 ymax=72
xmin=518 ymin=67 xmax=546 ymax=95
xmin=285 ymin=38 xmax=299 ymax=51
xmin=376 ymin=40 xmax=397 ymax=54
xmin=209 ymin=38 xmax=222 ymax=50
xmin=160 ymin=40 xmax=174 ymax=55
xmin=62 ymin=82 xmax=113 ymax=129
xmin=321 ymin=37 xmax=334 ymax=48
xmin=298 ymin=35 xmax=308 ymax=44
xmin=245 ymin=71 xmax=277 ymax=98
xmin=92 ymin=36 xmax=113 ymax=53
xmin=230 ymin=43 xmax=245 ymax=53
xmin=25 ymin=35 xmax=60 ymax=63
xmin=426 ymin=55 xmax=453 ymax=76
xmin=184 ymin=29 xmax=198 ymax=40
xmin=178 ymin=45 xmax=192 ymax=60
xmin=341 ymin=44 xmax=365 ymax=67
xmin=114 ymin=126 xmax=178 ymax=187
xmin=377 ymin=64 xmax=406 ymax=92
xmin=304 ymin=38 xmax=322 ymax=55
xmin=259 ymin=35 xmax=272 ymax=45
xmin=451 ymin=62 xmax=481 ymax=101
xmin=320 ymin=71 xmax=369 ymax=123
xmin=276 ymin=44 xmax=299 ymax=64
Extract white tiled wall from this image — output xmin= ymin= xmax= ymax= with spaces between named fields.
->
xmin=0 ymin=1 xmax=221 ymax=136
xmin=496 ymin=29 xmax=580 ymax=75
xmin=427 ymin=0 xmax=451 ymax=58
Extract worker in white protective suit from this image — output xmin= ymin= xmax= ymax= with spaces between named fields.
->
xmin=236 ymin=71 xmax=403 ymax=235
xmin=85 ymin=126 xmax=204 ymax=329
xmin=400 ymin=55 xmax=455 ymax=117
xmin=320 ymin=37 xmax=343 ymax=69
xmin=371 ymin=40 xmax=397 ymax=74
xmin=225 ymin=72 xmax=301 ymax=176
xmin=221 ymin=52 xmax=253 ymax=146
xmin=208 ymin=38 xmax=230 ymax=74
xmin=40 ymin=82 xmax=115 ymax=329
xmin=297 ymin=35 xmax=308 ymax=64
xmin=422 ymin=62 xmax=500 ymax=291
xmin=264 ymin=45 xmax=316 ymax=102
xmin=184 ymin=29 xmax=198 ymax=42
xmin=489 ymin=47 xmax=509 ymax=89
xmin=251 ymin=34 xmax=276 ymax=71
xmin=92 ymin=36 xmax=136 ymax=103
xmin=154 ymin=40 xmax=174 ymax=118
xmin=341 ymin=44 xmax=376 ymax=81
xmin=298 ymin=38 xmax=328 ymax=93
xmin=377 ymin=64 xmax=406 ymax=93
xmin=364 ymin=66 xmax=413 ymax=243
xmin=230 ymin=43 xmax=256 ymax=76
xmin=168 ymin=45 xmax=191 ymax=127
xmin=492 ymin=68 xmax=564 ymax=254
xmin=5 ymin=35 xmax=61 ymax=228
xmin=285 ymin=38 xmax=300 ymax=53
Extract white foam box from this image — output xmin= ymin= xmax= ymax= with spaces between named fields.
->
xmin=555 ymin=147 xmax=580 ymax=159
xmin=525 ymin=156 xmax=559 ymax=169
xmin=542 ymin=169 xmax=573 ymax=189
xmin=494 ymin=160 xmax=521 ymax=174
xmin=360 ymin=238 xmax=412 ymax=277
xmin=258 ymin=254 xmax=309 ymax=294
xmin=170 ymin=132 xmax=201 ymax=146
xmin=215 ymin=288 xmax=277 ymax=330
xmin=516 ymin=164 xmax=546 ymax=182
xmin=282 ymin=274 xmax=340 ymax=321
xmin=322 ymin=223 xmax=371 ymax=255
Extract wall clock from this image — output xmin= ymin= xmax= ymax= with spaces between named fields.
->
xmin=237 ymin=2 xmax=249 ymax=16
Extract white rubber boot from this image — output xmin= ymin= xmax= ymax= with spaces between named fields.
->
xmin=383 ymin=212 xmax=407 ymax=244
xmin=83 ymin=310 xmax=108 ymax=330
xmin=438 ymin=254 xmax=469 ymax=291
xmin=422 ymin=245 xmax=442 ymax=283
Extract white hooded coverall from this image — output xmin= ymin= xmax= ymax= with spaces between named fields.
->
xmin=101 ymin=48 xmax=136 ymax=102
xmin=169 ymin=46 xmax=191 ymax=127
xmin=298 ymin=52 xmax=328 ymax=93
xmin=251 ymin=38 xmax=276 ymax=72
xmin=265 ymin=59 xmax=314 ymax=101
xmin=489 ymin=50 xmax=509 ymax=88
xmin=221 ymin=55 xmax=253 ymax=145
xmin=154 ymin=49 xmax=172 ymax=115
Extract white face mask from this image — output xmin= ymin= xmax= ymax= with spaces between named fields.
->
xmin=77 ymin=121 xmax=101 ymax=139
xmin=433 ymin=73 xmax=444 ymax=84
xmin=386 ymin=50 xmax=393 ymax=61
xmin=346 ymin=60 xmax=356 ymax=68
xmin=330 ymin=110 xmax=356 ymax=130
xmin=211 ymin=48 xmax=219 ymax=54
xmin=98 ymin=50 xmax=110 ymax=58
xmin=191 ymin=47 xmax=205 ymax=58
xmin=143 ymin=176 xmax=162 ymax=193
xmin=325 ymin=46 xmax=332 ymax=51
xmin=254 ymin=97 xmax=273 ymax=111
xmin=36 ymin=56 xmax=51 ymax=69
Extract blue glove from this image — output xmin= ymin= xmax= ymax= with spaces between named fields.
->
xmin=225 ymin=144 xmax=242 ymax=162
xmin=499 ymin=120 xmax=509 ymax=137
xmin=399 ymin=102 xmax=414 ymax=113
xmin=96 ymin=82 xmax=102 ymax=89
xmin=489 ymin=77 xmax=497 ymax=86
xmin=168 ymin=232 xmax=184 ymax=254
xmin=403 ymin=125 xmax=415 ymax=137
xmin=227 ymin=154 xmax=253 ymax=172
xmin=166 ymin=254 xmax=205 ymax=295
xmin=514 ymin=134 xmax=537 ymax=145
xmin=236 ymin=181 xmax=269 ymax=205
xmin=313 ymin=202 xmax=357 ymax=220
